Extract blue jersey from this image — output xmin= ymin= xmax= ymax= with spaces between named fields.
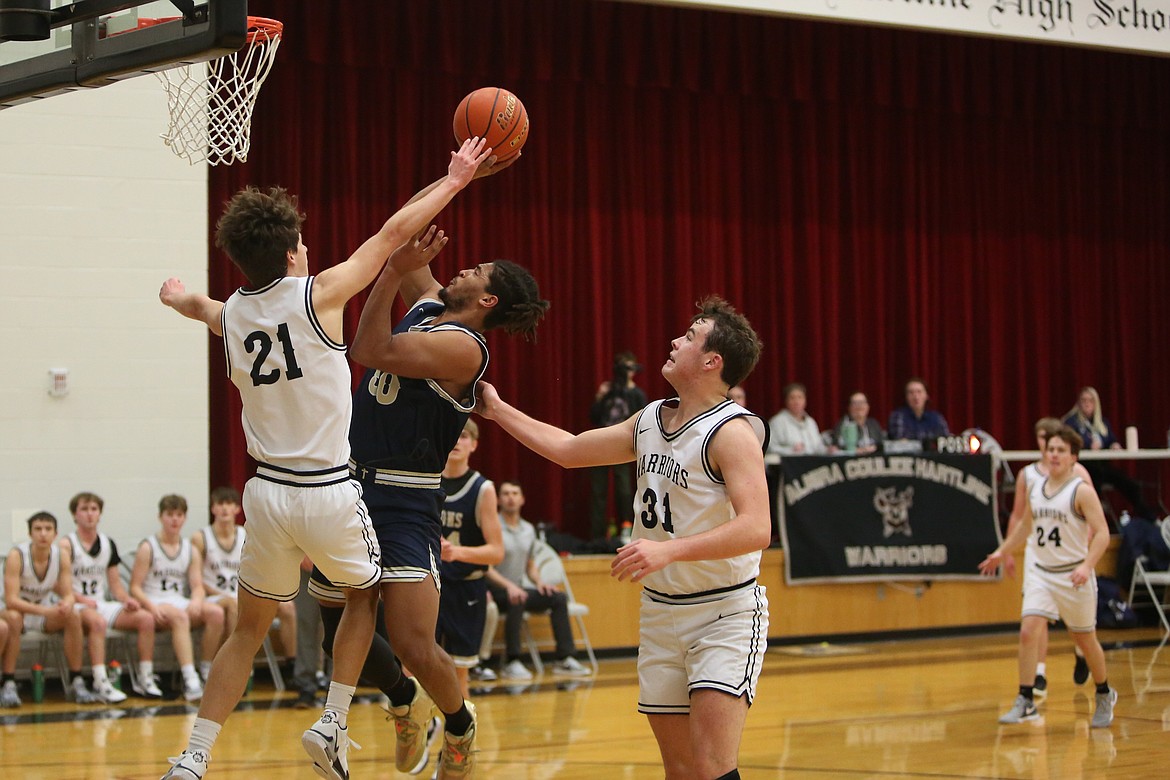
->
xmin=440 ymin=469 xmax=492 ymax=580
xmin=349 ymin=299 xmax=489 ymax=483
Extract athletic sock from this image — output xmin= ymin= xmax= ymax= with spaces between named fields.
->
xmin=320 ymin=603 xmax=404 ymax=695
xmin=713 ymin=771 xmax=741 ymax=780
xmin=443 ymin=702 xmax=472 ymax=736
xmin=180 ymin=664 xmax=199 ymax=685
xmin=1018 ymin=685 xmax=1033 ymax=701
xmin=326 ymin=681 xmax=356 ymax=727
xmin=188 ymin=717 xmax=222 ymax=754
xmin=1096 ymin=680 xmax=1110 ymax=695
xmin=386 ymin=674 xmax=417 ymax=709
xmin=1035 ymin=662 xmax=1046 ymax=677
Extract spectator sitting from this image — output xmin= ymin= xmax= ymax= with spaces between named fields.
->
xmin=1063 ymin=386 xmax=1156 ymax=519
xmin=828 ymin=392 xmax=886 ymax=455
xmin=485 ymin=481 xmax=591 ymax=681
xmin=767 ymin=382 xmax=826 ymax=456
xmin=887 ymin=377 xmax=950 ymax=443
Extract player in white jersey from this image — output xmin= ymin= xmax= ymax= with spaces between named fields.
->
xmin=479 ymin=296 xmax=770 ymax=780
xmin=3 ymin=512 xmax=99 ymax=704
xmin=157 ymin=137 xmax=503 ymax=780
xmin=191 ymin=487 xmax=298 ymax=664
xmin=999 ymin=419 xmax=1095 ymax=696
xmin=131 ymin=495 xmax=224 ymax=702
xmin=980 ymin=426 xmax=1118 ymax=728
xmin=61 ymin=491 xmax=155 ymax=703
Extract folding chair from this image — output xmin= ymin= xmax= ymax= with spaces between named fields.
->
xmin=1129 ymin=558 xmax=1170 ymax=636
xmin=1127 ymin=519 xmax=1170 ymax=636
xmin=519 ymin=541 xmax=598 ymax=674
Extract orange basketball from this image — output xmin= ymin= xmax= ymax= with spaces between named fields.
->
xmin=453 ymin=87 xmax=529 ymax=162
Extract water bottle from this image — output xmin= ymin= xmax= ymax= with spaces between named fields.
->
xmin=535 ymin=522 xmax=548 ymax=543
xmin=1119 ymin=510 xmax=1131 ymax=528
xmin=109 ymin=660 xmax=122 ymax=692
xmin=31 ymin=663 xmax=44 ymax=703
xmin=841 ymin=421 xmax=859 ymax=453
xmin=619 ymin=521 xmax=633 ymax=544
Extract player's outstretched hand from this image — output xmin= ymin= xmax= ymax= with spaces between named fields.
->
xmin=475 ymin=380 xmax=502 ymax=418
xmin=389 ymin=225 xmax=447 ymax=275
xmin=611 ymin=539 xmax=673 ymax=583
xmin=159 ymin=277 xmax=186 ymax=308
xmin=977 ymin=550 xmax=1003 ymax=577
xmin=449 ymin=136 xmax=492 ymax=189
xmin=473 ymin=150 xmax=520 ymax=180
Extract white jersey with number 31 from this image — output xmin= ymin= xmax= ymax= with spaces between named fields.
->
xmin=633 ymin=398 xmax=767 ymax=598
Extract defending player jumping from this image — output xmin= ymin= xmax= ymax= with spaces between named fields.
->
xmin=477 ymin=296 xmax=770 ymax=780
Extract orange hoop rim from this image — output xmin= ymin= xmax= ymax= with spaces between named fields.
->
xmin=130 ymin=15 xmax=282 ymax=44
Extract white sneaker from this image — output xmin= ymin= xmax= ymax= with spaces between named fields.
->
xmin=501 ymin=659 xmax=533 ymax=681
xmin=551 ymin=656 xmax=591 ymax=676
xmin=70 ymin=676 xmax=99 ymax=704
xmin=132 ymin=673 xmax=164 ymax=699
xmin=302 ymin=709 xmax=360 ymax=780
xmin=94 ymin=678 xmax=128 ymax=704
xmin=161 ymin=749 xmax=208 ymax=779
xmin=199 ymin=662 xmax=212 ymax=683
xmin=182 ymin=676 xmax=204 ymax=702
xmin=0 ymin=680 xmax=21 ymax=708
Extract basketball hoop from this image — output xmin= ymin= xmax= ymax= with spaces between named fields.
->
xmin=154 ymin=16 xmax=282 ymax=165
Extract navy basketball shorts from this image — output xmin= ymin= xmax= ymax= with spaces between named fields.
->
xmin=436 ymin=577 xmax=488 ymax=667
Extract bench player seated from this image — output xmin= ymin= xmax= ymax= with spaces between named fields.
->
xmin=3 ymin=511 xmax=103 ymax=704
xmin=130 ymin=495 xmax=225 ymax=701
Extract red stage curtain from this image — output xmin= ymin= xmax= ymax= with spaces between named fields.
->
xmin=208 ymin=0 xmax=1170 ymax=535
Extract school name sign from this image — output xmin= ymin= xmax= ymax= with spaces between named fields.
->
xmin=639 ymin=0 xmax=1170 ymax=56
xmin=777 ymin=454 xmax=1002 ymax=583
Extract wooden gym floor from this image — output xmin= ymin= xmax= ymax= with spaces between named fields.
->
xmin=1 ymin=629 xmax=1167 ymax=779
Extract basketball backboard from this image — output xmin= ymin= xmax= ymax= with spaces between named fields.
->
xmin=0 ymin=0 xmax=246 ymax=109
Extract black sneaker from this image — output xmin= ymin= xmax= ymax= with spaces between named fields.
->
xmin=1033 ymin=674 xmax=1048 ymax=698
xmin=1074 ymin=654 xmax=1090 ymax=685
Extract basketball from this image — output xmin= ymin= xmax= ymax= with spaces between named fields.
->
xmin=453 ymin=87 xmax=529 ymax=162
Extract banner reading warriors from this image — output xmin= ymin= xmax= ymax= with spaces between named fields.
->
xmin=778 ymin=454 xmax=1002 ymax=583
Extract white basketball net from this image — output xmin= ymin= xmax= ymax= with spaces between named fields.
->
xmin=156 ymin=18 xmax=282 ymax=166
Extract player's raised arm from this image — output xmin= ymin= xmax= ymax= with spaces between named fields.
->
xmin=475 ymin=380 xmax=637 ymax=469
xmin=312 ymin=137 xmax=492 ymax=313
xmin=159 ymin=278 xmax=224 ymax=337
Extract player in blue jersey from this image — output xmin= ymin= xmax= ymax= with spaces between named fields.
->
xmin=345 ymin=223 xmax=548 ymax=779
xmin=438 ymin=419 xmax=503 ymax=700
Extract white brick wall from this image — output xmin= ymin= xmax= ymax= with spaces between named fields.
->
xmin=0 ymin=74 xmax=210 ymax=553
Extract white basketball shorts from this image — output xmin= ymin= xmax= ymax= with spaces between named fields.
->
xmin=239 ymin=475 xmax=381 ymax=602
xmin=637 ymin=583 xmax=769 ymax=715
xmin=73 ymin=599 xmax=124 ymax=627
xmin=1022 ymin=564 xmax=1098 ymax=632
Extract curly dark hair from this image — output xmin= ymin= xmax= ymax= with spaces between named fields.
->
xmin=215 ymin=186 xmax=305 ymax=287
xmin=691 ymin=295 xmax=762 ymax=388
xmin=483 ymin=260 xmax=550 ymax=342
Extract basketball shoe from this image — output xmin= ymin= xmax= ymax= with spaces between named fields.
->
xmin=94 ymin=677 xmax=128 ymax=704
xmin=436 ymin=701 xmax=477 ymax=780
xmin=132 ymin=673 xmax=164 ymax=699
xmin=1091 ymin=688 xmax=1117 ymax=728
xmin=161 ymin=749 xmax=208 ymax=779
xmin=1074 ymin=653 xmax=1090 ymax=685
xmin=302 ymin=709 xmax=359 ymax=780
xmin=998 ymin=695 xmax=1039 ymax=724
xmin=387 ymin=682 xmax=437 ymax=774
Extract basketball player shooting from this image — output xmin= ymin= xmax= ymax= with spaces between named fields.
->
xmin=476 ymin=296 xmax=771 ymax=780
xmin=156 ymin=137 xmax=494 ymax=780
